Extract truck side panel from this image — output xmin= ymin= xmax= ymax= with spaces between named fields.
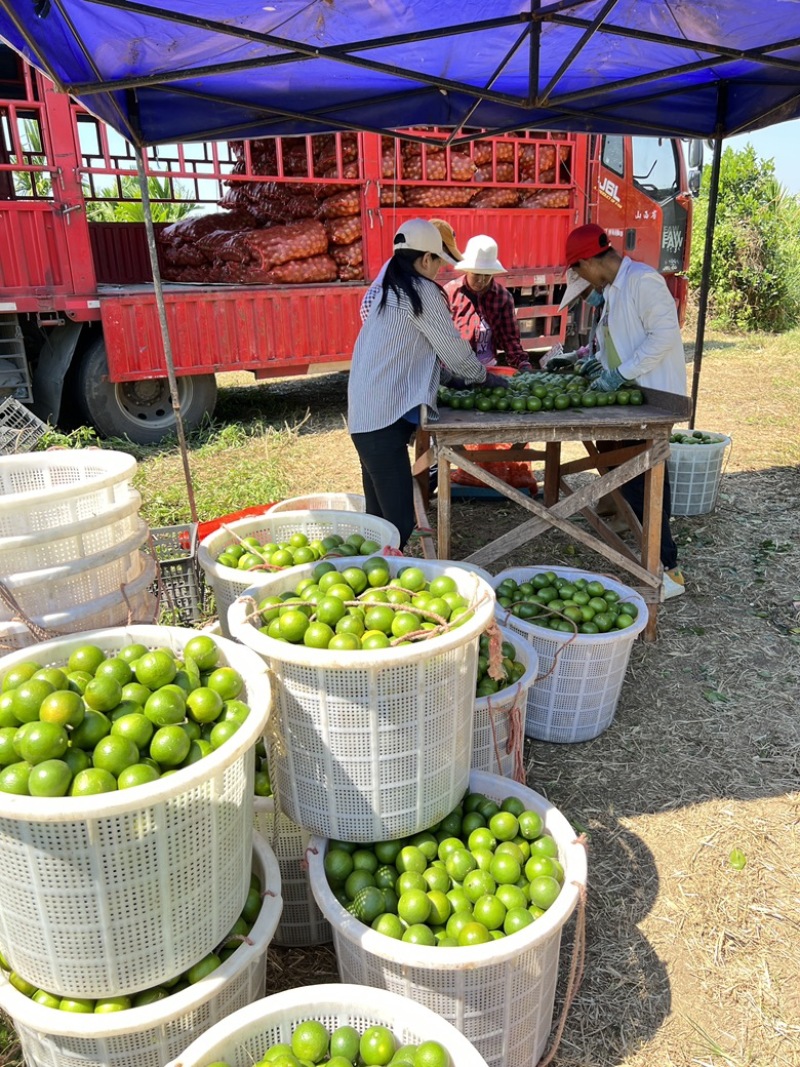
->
xmin=0 ymin=202 xmax=72 ymax=297
xmin=99 ymin=285 xmax=368 ymax=379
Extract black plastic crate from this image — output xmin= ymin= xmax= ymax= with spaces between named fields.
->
xmin=150 ymin=524 xmax=211 ymax=625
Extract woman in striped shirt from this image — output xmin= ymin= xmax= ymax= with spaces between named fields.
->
xmin=348 ymin=218 xmax=504 ymax=547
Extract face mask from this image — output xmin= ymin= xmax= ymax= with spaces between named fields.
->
xmin=586 ymin=289 xmax=604 ymax=308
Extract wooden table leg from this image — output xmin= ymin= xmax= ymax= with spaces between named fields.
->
xmin=437 ymin=449 xmax=451 ymax=560
xmin=641 ymin=440 xmax=664 ymax=641
xmin=414 ymin=428 xmax=431 ymax=507
xmin=544 ymin=442 xmax=561 ymax=506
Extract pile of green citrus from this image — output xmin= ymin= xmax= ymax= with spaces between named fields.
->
xmin=255 ymin=559 xmax=475 ymax=651
xmin=495 ymin=572 xmax=638 ymax=634
xmin=475 ymin=632 xmax=526 ymax=698
xmin=323 ymin=790 xmax=563 ymax=947
xmin=438 ymin=370 xmax=643 ymax=413
xmin=196 ymin=1021 xmax=451 ymax=1067
xmin=216 ymin=532 xmax=383 ymax=572
xmin=670 ymin=430 xmax=725 ymax=445
xmin=0 ymin=634 xmax=250 ymax=797
xmin=0 ymin=869 xmax=263 ymax=1011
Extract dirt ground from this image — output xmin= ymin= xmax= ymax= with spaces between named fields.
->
xmin=251 ymin=338 xmax=799 ymax=1067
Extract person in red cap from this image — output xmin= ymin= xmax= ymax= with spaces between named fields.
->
xmin=563 ymin=223 xmax=687 ymax=599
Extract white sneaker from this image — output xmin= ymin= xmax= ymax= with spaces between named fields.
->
xmin=662 ymin=567 xmax=685 ymax=600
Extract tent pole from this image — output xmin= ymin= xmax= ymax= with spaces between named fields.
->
xmin=134 ymin=145 xmax=199 ymax=523
xmin=689 ymin=133 xmax=724 ymax=429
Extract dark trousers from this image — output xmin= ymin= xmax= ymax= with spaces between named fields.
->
xmin=350 ymin=418 xmax=416 ymax=548
xmin=595 ymin=439 xmax=678 ymax=570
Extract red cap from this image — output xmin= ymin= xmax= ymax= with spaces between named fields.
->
xmin=565 ymin=224 xmax=611 ymax=266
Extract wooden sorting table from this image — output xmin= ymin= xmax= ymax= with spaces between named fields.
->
xmin=415 ymin=389 xmax=692 ymax=640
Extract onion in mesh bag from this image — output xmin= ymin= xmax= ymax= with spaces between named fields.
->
xmin=239 ymin=219 xmax=329 ymax=270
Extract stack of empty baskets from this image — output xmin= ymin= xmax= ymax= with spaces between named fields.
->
xmin=0 ymin=450 xmax=157 ymax=650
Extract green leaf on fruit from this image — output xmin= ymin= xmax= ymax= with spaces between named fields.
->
xmin=729 ymin=848 xmax=747 ymax=870
xmin=182 ymin=655 xmax=202 ymax=686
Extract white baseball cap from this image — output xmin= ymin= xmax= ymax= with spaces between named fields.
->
xmin=393 ymin=218 xmax=457 ymax=264
xmin=454 ymin=235 xmax=506 ymax=275
xmin=558 ymin=266 xmax=591 ymax=311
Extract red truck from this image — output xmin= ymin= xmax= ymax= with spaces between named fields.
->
xmin=0 ymin=44 xmax=700 ymax=444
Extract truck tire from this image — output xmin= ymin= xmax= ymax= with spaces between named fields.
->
xmin=78 ymin=340 xmax=217 ymax=444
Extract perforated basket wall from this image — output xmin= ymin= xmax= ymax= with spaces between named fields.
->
xmin=254 ymin=796 xmax=331 ymax=946
xmin=0 ymin=450 xmax=137 ymax=537
xmin=198 ymin=510 xmax=401 ymax=638
xmin=307 ymin=772 xmax=587 ymax=1067
xmin=492 ymin=567 xmax=648 ymax=743
xmin=164 ymin=984 xmax=490 ymax=1067
xmin=228 ymin=558 xmax=496 ymax=842
xmin=667 ymin=432 xmax=731 ymax=516
xmin=472 ymin=625 xmax=538 ymax=780
xmin=0 ymin=490 xmax=143 ymax=575
xmin=269 ymin=493 xmax=366 ymax=514
xmin=0 ymin=834 xmax=283 ymax=1067
xmin=0 ymin=397 xmax=48 ymax=455
xmin=0 ymin=625 xmax=271 ymax=999
xmin=0 ymin=526 xmax=150 ymax=621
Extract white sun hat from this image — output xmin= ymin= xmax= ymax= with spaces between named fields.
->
xmin=393 ymin=218 xmax=457 ymax=264
xmin=558 ymin=266 xmax=591 ymax=310
xmin=454 ymin=234 xmax=506 ymax=275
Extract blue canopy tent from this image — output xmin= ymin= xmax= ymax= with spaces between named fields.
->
xmin=2 ymin=0 xmax=799 ymax=468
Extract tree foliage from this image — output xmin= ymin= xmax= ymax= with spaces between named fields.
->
xmin=84 ymin=175 xmax=192 ymax=222
xmin=689 ymin=144 xmax=800 ymax=332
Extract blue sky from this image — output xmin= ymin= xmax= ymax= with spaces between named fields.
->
xmin=723 ymin=119 xmax=800 ymax=194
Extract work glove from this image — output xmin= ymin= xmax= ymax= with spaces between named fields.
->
xmin=484 ymin=372 xmax=510 ymax=390
xmin=577 ymin=356 xmax=602 ymax=379
xmin=514 ymin=361 xmax=534 ymax=374
xmin=547 ymin=352 xmax=579 ymax=372
xmin=589 ymin=367 xmax=631 ymax=392
xmin=445 ymin=376 xmax=468 ymax=390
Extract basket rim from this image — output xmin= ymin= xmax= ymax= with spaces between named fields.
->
xmin=0 ymin=625 xmax=270 ymax=822
xmin=0 ymin=834 xmax=282 ymax=1037
xmin=0 ymin=450 xmax=137 ymax=512
xmin=0 ymin=490 xmax=143 ymax=551
xmin=269 ymin=493 xmax=366 ymax=514
xmin=474 ymin=622 xmax=539 ymax=711
xmin=669 ymin=431 xmax=731 ymax=448
xmin=198 ymin=510 xmax=401 ymax=579
xmin=3 ymin=520 xmax=149 ymax=589
xmin=162 ymin=983 xmax=490 ymax=1067
xmin=308 ymin=770 xmax=587 ymax=968
xmin=492 ymin=566 xmax=649 ymax=644
xmin=227 ymin=557 xmax=497 ymax=667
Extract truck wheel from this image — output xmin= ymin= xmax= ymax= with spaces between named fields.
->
xmin=78 ymin=340 xmax=217 ymax=444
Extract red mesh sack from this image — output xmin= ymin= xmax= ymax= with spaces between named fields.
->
xmin=404 ymin=185 xmax=476 ymax=207
xmin=538 ymin=167 xmax=556 ymax=184
xmin=380 ymin=186 xmax=405 ymax=206
xmin=520 ymin=189 xmax=571 ymax=209
xmin=403 ymin=155 xmax=447 ymax=181
xmin=161 ymin=243 xmax=210 ymax=268
xmin=239 ymin=219 xmax=329 ymax=270
xmin=159 ymin=209 xmax=254 ymax=247
xmin=474 ymin=162 xmax=516 ymax=184
xmin=324 ymin=215 xmax=363 ymax=245
xmin=472 ymin=142 xmax=494 ymax=166
xmin=382 ymin=148 xmax=400 ymax=179
xmin=451 ymin=443 xmax=538 ymax=491
xmin=331 ymin=239 xmax=363 ymax=267
xmin=317 ymin=188 xmax=361 ymax=218
xmin=470 ymin=188 xmax=520 ymax=209
xmin=195 ymin=230 xmax=254 ymax=264
xmin=318 ymin=161 xmax=360 ymax=197
xmin=177 ymin=265 xmax=216 ymax=283
xmin=337 ymin=263 xmax=364 ymax=281
xmin=314 ymin=133 xmax=358 ymax=173
xmin=450 ymin=152 xmax=478 ymax=181
xmin=262 ymin=254 xmax=339 ymax=284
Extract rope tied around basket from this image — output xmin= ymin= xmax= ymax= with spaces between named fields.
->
xmin=0 ymin=580 xmax=59 ymax=644
xmin=536 ymin=837 xmax=589 ymax=1067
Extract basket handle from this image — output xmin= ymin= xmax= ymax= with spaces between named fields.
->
xmin=0 ymin=580 xmax=59 ymax=644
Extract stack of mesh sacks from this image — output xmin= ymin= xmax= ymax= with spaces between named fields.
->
xmin=157 ymin=132 xmax=573 ymax=285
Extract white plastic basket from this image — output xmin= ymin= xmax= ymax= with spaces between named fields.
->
xmin=0 ymin=450 xmax=137 ymax=537
xmin=308 ymin=771 xmax=587 ymax=1067
xmin=254 ymin=796 xmax=331 ymax=946
xmin=493 ymin=567 xmax=648 ymax=743
xmin=198 ymin=510 xmax=401 ymax=638
xmin=0 ymin=523 xmax=150 ymax=621
xmin=0 ymin=625 xmax=271 ymax=999
xmin=0 ymin=557 xmax=158 ymax=652
xmin=269 ymin=493 xmax=366 ymax=514
xmin=667 ymin=432 xmax=731 ymax=516
xmin=164 ymin=983 xmax=490 ymax=1067
xmin=228 ymin=558 xmax=496 ymax=842
xmin=473 ymin=625 xmax=538 ymax=780
xmin=0 ymin=834 xmax=283 ymax=1067
xmin=0 ymin=397 xmax=48 ymax=455
xmin=0 ymin=490 xmax=143 ymax=575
